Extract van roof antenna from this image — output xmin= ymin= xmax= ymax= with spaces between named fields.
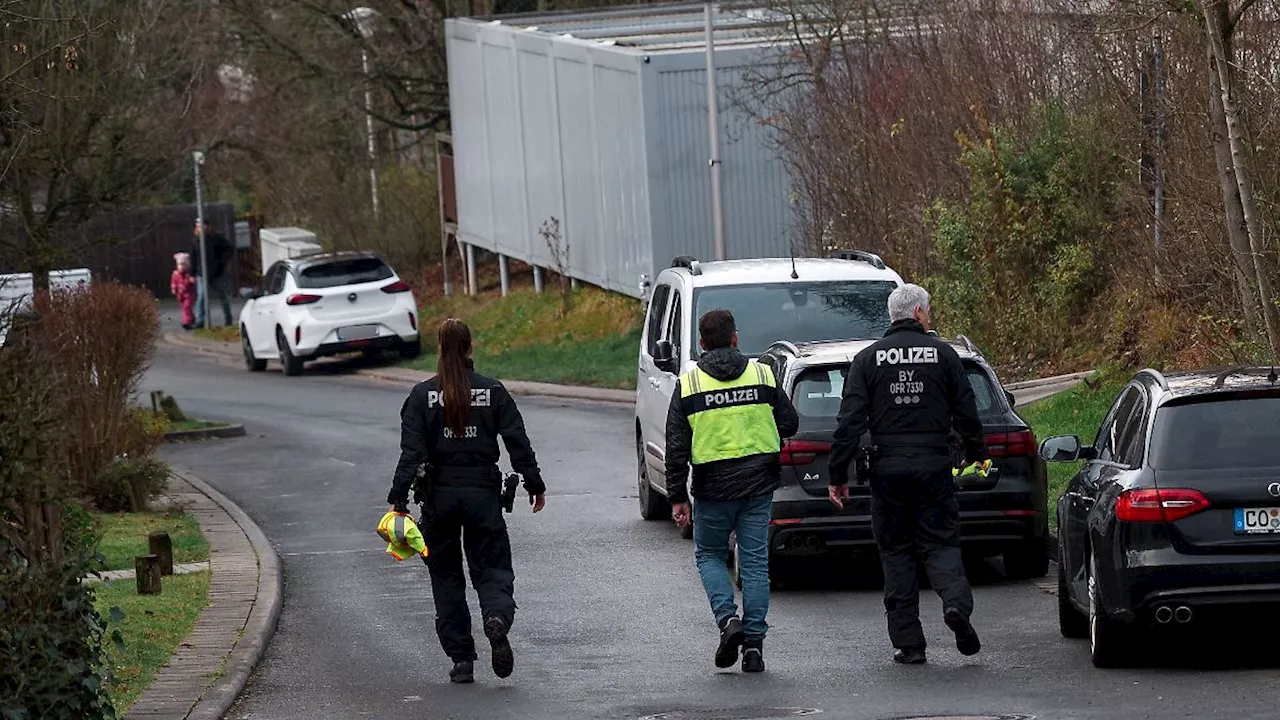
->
xmin=1269 ymin=364 xmax=1277 ymax=384
xmin=789 ymin=240 xmax=799 ymax=280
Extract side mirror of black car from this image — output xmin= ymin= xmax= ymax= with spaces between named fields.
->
xmin=653 ymin=341 xmax=676 ymax=373
xmin=1040 ymin=435 xmax=1087 ymax=463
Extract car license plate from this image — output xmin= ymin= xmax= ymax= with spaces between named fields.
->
xmin=1234 ymin=507 xmax=1280 ymax=534
xmin=338 ymin=325 xmax=377 ymax=341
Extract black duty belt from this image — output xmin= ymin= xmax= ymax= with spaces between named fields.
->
xmin=434 ymin=465 xmax=502 ymax=488
xmin=871 ymin=433 xmax=951 ymax=456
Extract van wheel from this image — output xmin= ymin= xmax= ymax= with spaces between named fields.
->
xmin=637 ymin=437 xmax=669 ymax=521
xmin=276 ymin=328 xmax=304 ymax=377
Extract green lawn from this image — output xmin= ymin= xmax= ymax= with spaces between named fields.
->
xmin=95 ymin=512 xmax=210 ymax=572
xmin=95 ymin=571 xmax=210 ymax=712
xmin=404 ymin=286 xmax=643 ymax=390
xmin=192 ymin=326 xmax=239 ymax=343
xmin=1019 ymin=377 xmax=1127 ymax=532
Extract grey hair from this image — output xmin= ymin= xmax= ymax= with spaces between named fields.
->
xmin=887 ymin=283 xmax=930 ymax=322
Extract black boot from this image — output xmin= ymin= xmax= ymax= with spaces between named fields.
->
xmin=484 ymin=616 xmax=514 ymax=679
xmin=742 ymin=639 xmax=765 ymax=673
xmin=450 ymin=660 xmax=475 ymax=684
xmin=944 ymin=607 xmax=981 ymax=656
xmin=714 ymin=616 xmax=745 ymax=669
xmin=893 ymin=647 xmax=927 ymax=665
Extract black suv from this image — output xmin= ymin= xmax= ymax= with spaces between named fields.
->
xmin=1044 ymin=367 xmax=1280 ymax=667
xmin=754 ymin=338 xmax=1050 ymax=584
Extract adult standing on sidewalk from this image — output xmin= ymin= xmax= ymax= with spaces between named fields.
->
xmin=192 ymin=220 xmax=234 ymax=327
xmin=827 ymin=283 xmax=985 ymax=665
xmin=665 ymin=309 xmax=799 ymax=673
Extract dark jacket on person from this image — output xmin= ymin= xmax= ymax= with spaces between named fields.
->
xmin=387 ymin=362 xmax=545 ymax=506
xmin=664 ymin=347 xmax=800 ymax=505
xmin=191 ymin=232 xmax=232 ymax=280
xmin=828 ymin=319 xmax=984 ymax=486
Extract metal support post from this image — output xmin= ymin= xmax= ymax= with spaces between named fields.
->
xmin=193 ymin=151 xmax=209 ymax=330
xmin=465 ymin=243 xmax=478 ymax=296
xmin=533 ymin=266 xmax=544 ymax=294
xmin=704 ymin=2 xmax=726 ymax=261
xmin=499 ymin=254 xmax=510 ymax=296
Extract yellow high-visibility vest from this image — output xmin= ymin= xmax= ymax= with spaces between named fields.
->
xmin=377 ymin=511 xmax=429 ymax=561
xmin=680 ymin=361 xmax=781 ymax=465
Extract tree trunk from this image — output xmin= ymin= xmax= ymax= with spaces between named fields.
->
xmin=1203 ymin=1 xmax=1280 ymax=356
xmin=1205 ymin=18 xmax=1260 ymax=337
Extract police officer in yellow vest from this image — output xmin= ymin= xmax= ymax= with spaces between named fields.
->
xmin=665 ymin=309 xmax=799 ymax=673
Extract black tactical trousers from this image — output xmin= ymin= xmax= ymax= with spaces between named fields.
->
xmin=869 ymin=455 xmax=974 ymax=651
xmin=422 ymin=485 xmax=516 ymax=662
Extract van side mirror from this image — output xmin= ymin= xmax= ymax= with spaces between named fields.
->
xmin=1040 ymin=435 xmax=1087 ymax=463
xmin=653 ymin=341 xmax=676 ymax=373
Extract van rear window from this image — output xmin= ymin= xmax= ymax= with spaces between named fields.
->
xmin=791 ymin=361 xmax=1004 ymax=421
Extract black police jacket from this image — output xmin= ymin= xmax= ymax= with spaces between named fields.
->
xmin=664 ymin=347 xmax=800 ymax=505
xmin=828 ymin=320 xmax=984 ymax=486
xmin=387 ymin=363 xmax=545 ymax=506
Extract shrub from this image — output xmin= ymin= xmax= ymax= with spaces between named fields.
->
xmin=89 ymin=456 xmax=171 ymax=514
xmin=0 ymin=313 xmax=119 ymax=719
xmin=32 ymin=282 xmax=160 ymax=505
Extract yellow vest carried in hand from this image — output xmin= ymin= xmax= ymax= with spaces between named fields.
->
xmin=377 ymin=511 xmax=429 ymax=561
xmin=680 ymin=361 xmax=781 ymax=465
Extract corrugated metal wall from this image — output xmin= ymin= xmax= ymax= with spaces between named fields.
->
xmin=447 ymin=20 xmax=651 ymax=297
xmin=446 ymin=19 xmax=796 ymax=298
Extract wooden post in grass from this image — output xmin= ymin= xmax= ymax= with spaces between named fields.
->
xmin=136 ymin=555 xmax=162 ymax=595
xmin=149 ymin=531 xmax=174 ymax=576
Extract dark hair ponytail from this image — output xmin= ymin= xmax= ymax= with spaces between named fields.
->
xmin=437 ymin=318 xmax=473 ymax=437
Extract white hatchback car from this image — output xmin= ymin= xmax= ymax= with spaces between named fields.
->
xmin=239 ymin=252 xmax=421 ymax=376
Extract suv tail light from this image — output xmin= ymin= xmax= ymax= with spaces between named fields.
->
xmin=985 ymin=430 xmax=1036 ymax=457
xmin=1116 ymin=488 xmax=1210 ymax=523
xmin=781 ymin=440 xmax=831 ymax=466
xmin=286 ymin=293 xmax=322 ymax=306
xmin=382 ymin=280 xmax=411 ymax=294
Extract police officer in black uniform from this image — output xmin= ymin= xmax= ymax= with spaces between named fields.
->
xmin=387 ymin=318 xmax=546 ymax=684
xmin=828 ymin=284 xmax=984 ymax=665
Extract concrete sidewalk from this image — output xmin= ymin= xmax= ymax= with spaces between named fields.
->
xmin=124 ymin=472 xmax=282 ymax=720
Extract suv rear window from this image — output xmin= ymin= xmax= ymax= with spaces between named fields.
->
xmin=297 ymin=258 xmax=393 ymax=288
xmin=1149 ymin=395 xmax=1280 ymax=470
xmin=694 ymin=281 xmax=896 ymax=356
xmin=791 ymin=361 xmax=1005 ymax=421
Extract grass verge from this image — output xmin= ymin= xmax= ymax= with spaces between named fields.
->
xmin=1019 ymin=376 xmax=1126 ymax=532
xmin=95 ymin=571 xmax=210 ymax=712
xmin=163 ymin=417 xmax=228 ymax=432
xmin=405 ymin=286 xmax=643 ymax=389
xmin=193 ymin=326 xmax=239 ymax=343
xmin=95 ymin=512 xmax=210 ymax=572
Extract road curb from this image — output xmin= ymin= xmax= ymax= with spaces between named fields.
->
xmin=124 ymin=470 xmax=282 ymax=720
xmin=164 ymin=424 xmax=247 ymax=442
xmin=162 ymin=331 xmax=636 ymax=405
xmin=180 ymin=471 xmax=282 ymax=720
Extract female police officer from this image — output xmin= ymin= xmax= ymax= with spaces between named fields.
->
xmin=387 ymin=318 xmax=546 ymax=684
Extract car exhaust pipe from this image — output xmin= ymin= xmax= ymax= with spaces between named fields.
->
xmin=804 ymin=536 xmax=820 ymax=549
xmin=1154 ymin=606 xmax=1173 ymax=624
xmin=787 ymin=536 xmax=805 ymax=550
xmin=1175 ymin=606 xmax=1193 ymax=624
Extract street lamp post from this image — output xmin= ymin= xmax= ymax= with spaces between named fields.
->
xmin=348 ymin=6 xmax=380 ymax=220
xmin=193 ymin=151 xmax=210 ymax=330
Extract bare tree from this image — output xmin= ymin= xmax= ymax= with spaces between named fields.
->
xmin=0 ymin=0 xmax=207 ymax=284
xmin=540 ymin=216 xmax=571 ymax=317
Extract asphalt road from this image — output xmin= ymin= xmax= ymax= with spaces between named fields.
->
xmin=148 ymin=344 xmax=1280 ymax=720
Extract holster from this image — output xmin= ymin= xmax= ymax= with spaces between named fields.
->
xmin=855 ymin=445 xmax=879 ymax=485
xmin=411 ymin=462 xmax=437 ymax=507
xmin=501 ymin=473 xmax=520 ymax=513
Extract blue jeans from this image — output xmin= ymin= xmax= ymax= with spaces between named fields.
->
xmin=195 ymin=275 xmax=233 ymax=327
xmin=693 ymin=493 xmax=772 ymax=641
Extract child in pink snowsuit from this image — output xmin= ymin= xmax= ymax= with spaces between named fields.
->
xmin=171 ymin=252 xmax=197 ymax=329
